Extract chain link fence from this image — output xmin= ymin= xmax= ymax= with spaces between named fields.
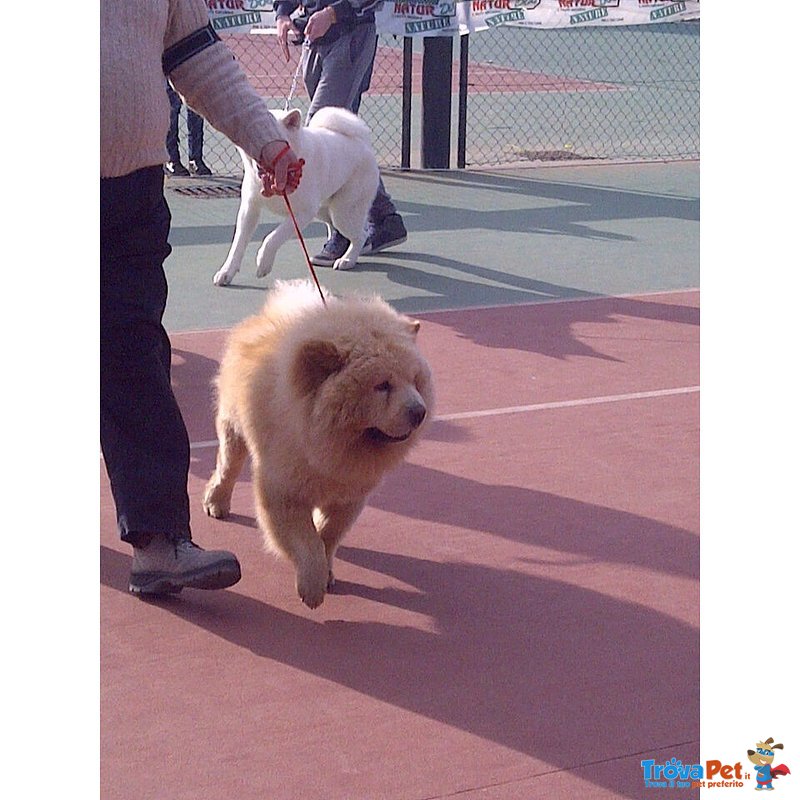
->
xmin=174 ymin=20 xmax=698 ymax=178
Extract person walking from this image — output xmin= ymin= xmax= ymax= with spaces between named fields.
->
xmin=165 ymin=81 xmax=212 ymax=176
xmin=274 ymin=0 xmax=408 ymax=267
xmin=101 ymin=0 xmax=303 ymax=595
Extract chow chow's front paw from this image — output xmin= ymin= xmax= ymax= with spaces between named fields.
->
xmin=202 ymin=484 xmax=230 ymax=519
xmin=295 ymin=559 xmax=329 ymax=609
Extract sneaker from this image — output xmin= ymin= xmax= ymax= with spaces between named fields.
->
xmin=361 ymin=214 xmax=407 ymax=255
xmin=164 ymin=161 xmax=190 ymax=177
xmin=129 ymin=535 xmax=241 ymax=595
xmin=311 ymin=230 xmax=350 ymax=267
xmin=189 ymin=159 xmax=212 ymax=176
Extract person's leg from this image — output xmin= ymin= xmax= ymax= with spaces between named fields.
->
xmin=101 ymin=167 xmax=240 ymax=594
xmin=165 ymin=85 xmax=190 ymax=176
xmin=101 ymin=167 xmax=190 ymax=544
xmin=348 ymin=33 xmax=407 ymax=249
xmin=303 ymin=26 xmax=402 ymax=264
xmin=304 ymin=27 xmax=406 ymax=258
xmin=303 ymin=26 xmax=378 ymax=120
xmin=166 ymin=85 xmax=181 ymax=163
xmin=186 ymin=110 xmax=203 ymax=162
xmin=367 ymin=178 xmax=400 ymax=225
xmin=187 ymin=110 xmax=211 ymax=175
xmin=361 ymin=177 xmax=407 ymax=253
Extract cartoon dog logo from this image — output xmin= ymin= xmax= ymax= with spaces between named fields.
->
xmin=747 ymin=738 xmax=791 ymax=791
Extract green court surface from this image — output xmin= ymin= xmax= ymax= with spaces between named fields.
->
xmin=162 ymin=159 xmax=699 ymax=332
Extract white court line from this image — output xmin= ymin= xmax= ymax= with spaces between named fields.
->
xmin=188 ymin=385 xmax=699 ymax=452
xmin=171 ymin=288 xmax=700 ymax=336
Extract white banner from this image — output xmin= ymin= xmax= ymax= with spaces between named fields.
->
xmin=206 ymin=0 xmax=273 ymax=32
xmin=376 ymin=0 xmax=700 ymax=37
xmin=206 ymin=0 xmax=700 ymax=35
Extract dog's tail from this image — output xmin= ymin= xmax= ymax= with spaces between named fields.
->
xmin=262 ymin=279 xmax=333 ymax=319
xmin=308 ymin=107 xmax=372 ymax=144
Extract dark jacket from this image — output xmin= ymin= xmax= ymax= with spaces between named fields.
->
xmin=273 ymin=0 xmax=381 ymax=46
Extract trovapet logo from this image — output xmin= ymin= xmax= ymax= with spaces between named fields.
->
xmin=640 ymin=737 xmax=791 ymax=791
xmin=640 ymin=758 xmax=743 ymax=790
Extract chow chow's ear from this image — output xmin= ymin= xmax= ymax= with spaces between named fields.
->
xmin=292 ymin=340 xmax=347 ymax=396
xmin=405 ymin=318 xmax=421 ymax=337
xmin=283 ymin=109 xmax=303 ymax=130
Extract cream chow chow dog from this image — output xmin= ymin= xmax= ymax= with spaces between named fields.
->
xmin=212 ymin=106 xmax=380 ymax=286
xmin=203 ymin=280 xmax=434 ymax=608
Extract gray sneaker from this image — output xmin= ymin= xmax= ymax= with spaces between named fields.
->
xmin=311 ymin=230 xmax=350 ymax=267
xmin=361 ymin=214 xmax=407 ymax=255
xmin=129 ymin=536 xmax=241 ymax=595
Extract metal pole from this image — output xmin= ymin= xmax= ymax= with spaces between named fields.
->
xmin=401 ymin=37 xmax=412 ymax=170
xmin=457 ymin=33 xmax=469 ymax=169
xmin=421 ymin=35 xmax=453 ymax=169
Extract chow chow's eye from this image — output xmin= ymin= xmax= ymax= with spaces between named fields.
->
xmin=375 ymin=381 xmax=392 ymax=393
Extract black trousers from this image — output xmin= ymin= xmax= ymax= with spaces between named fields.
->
xmin=100 ymin=166 xmax=190 ymax=545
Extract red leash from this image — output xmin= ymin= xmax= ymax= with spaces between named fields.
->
xmin=260 ymin=145 xmax=326 ymax=307
xmin=281 ymin=191 xmax=327 ymax=307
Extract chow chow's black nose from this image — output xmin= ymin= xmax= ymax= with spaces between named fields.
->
xmin=408 ymin=402 xmax=427 ymax=429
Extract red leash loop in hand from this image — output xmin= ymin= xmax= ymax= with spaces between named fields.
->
xmin=281 ymin=191 xmax=327 ymax=307
xmin=269 ymin=143 xmax=291 ymax=168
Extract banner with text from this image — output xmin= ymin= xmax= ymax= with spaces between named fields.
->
xmin=206 ymin=0 xmax=700 ymax=35
xmin=206 ymin=0 xmax=275 ymax=32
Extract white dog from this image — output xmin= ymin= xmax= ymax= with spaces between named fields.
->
xmin=213 ymin=107 xmax=380 ymax=286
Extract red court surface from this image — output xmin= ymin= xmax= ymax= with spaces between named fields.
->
xmin=100 ymin=290 xmax=699 ymax=800
xmin=226 ymin=35 xmax=618 ymax=96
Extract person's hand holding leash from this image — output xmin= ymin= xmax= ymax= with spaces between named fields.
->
xmin=304 ymin=6 xmax=336 ymax=41
xmin=258 ymin=140 xmax=304 ymax=197
xmin=276 ymin=6 xmax=334 ymax=60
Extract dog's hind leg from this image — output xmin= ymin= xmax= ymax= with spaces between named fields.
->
xmin=317 ymin=207 xmax=335 ymax=242
xmin=329 ymin=184 xmax=374 ymax=271
xmin=214 ymin=191 xmax=263 ymax=286
xmin=255 ymin=208 xmax=314 ymax=278
xmin=255 ymin=217 xmax=294 ymax=278
xmin=313 ymin=500 xmax=365 ymax=589
xmin=203 ymin=417 xmax=248 ymax=519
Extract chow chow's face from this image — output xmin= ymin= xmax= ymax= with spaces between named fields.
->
xmin=291 ymin=320 xmax=433 ymax=457
xmin=356 ymin=350 xmax=431 ymax=446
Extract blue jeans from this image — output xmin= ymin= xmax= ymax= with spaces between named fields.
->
xmin=100 ymin=166 xmax=191 ymax=544
xmin=166 ymin=84 xmax=204 ymax=163
xmin=302 ymin=23 xmax=397 ymax=225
